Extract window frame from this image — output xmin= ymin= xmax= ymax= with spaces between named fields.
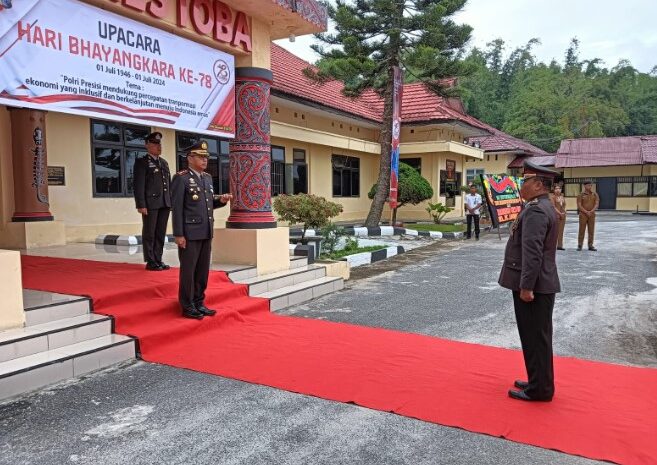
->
xmin=292 ymin=148 xmax=308 ymax=195
xmin=90 ymin=120 xmax=149 ymax=198
xmin=332 ymin=154 xmax=361 ymax=198
xmin=271 ymin=145 xmax=286 ymax=197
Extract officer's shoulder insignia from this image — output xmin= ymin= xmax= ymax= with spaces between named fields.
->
xmin=527 ymin=199 xmax=540 ymax=206
xmin=177 ymin=169 xmax=189 ymax=175
xmin=202 ymin=172 xmax=211 ymax=177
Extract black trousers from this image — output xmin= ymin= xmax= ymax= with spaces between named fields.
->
xmin=142 ymin=208 xmax=170 ymax=264
xmin=512 ymin=291 xmax=555 ymax=399
xmin=178 ymin=239 xmax=211 ymax=311
xmin=466 ymin=214 xmax=480 ymax=238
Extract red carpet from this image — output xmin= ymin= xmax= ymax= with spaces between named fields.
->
xmin=21 ymin=256 xmax=657 ymax=465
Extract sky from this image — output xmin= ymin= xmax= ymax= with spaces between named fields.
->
xmin=275 ymin=0 xmax=657 ymax=73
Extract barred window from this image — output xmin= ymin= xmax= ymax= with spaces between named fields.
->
xmin=271 ymin=146 xmax=286 ymax=197
xmin=332 ymin=155 xmax=360 ymax=197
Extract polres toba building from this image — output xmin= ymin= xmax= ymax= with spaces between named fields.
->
xmin=0 ymin=0 xmax=326 ymax=250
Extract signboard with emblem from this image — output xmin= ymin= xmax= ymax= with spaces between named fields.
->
xmin=47 ymin=166 xmax=65 ymax=186
xmin=480 ymin=174 xmax=524 ymax=229
xmin=0 ymin=0 xmax=235 ymax=137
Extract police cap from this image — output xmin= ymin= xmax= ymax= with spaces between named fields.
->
xmin=523 ymin=160 xmax=559 ymax=179
xmin=145 ymin=132 xmax=162 ymax=144
xmin=186 ymin=140 xmax=210 ymax=157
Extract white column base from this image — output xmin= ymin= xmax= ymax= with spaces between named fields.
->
xmin=212 ymin=227 xmax=290 ymax=275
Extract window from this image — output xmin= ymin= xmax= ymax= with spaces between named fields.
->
xmin=176 ymin=133 xmax=230 ymax=194
xmin=440 ymin=171 xmax=462 ymax=196
xmin=271 ymin=146 xmax=286 ymax=197
xmin=332 ymin=155 xmax=360 ymax=197
xmin=401 ymin=158 xmax=421 ymax=174
xmin=91 ymin=120 xmax=149 ymax=197
xmin=634 ymin=181 xmax=649 ymax=197
xmin=651 ymin=178 xmax=657 ymax=197
xmin=292 ymin=149 xmax=308 ymax=194
xmin=466 ymin=168 xmax=485 ymax=185
xmin=617 ymin=177 xmax=651 ymax=197
xmin=617 ymin=182 xmax=633 ymax=197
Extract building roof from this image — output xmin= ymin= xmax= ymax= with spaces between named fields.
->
xmin=467 ymin=122 xmax=549 ymax=157
xmin=270 ymin=44 xmax=490 ymax=133
xmin=555 ymin=136 xmax=657 ymax=168
xmin=508 ymin=155 xmax=556 ymax=169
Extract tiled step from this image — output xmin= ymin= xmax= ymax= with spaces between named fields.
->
xmin=235 ymin=266 xmax=327 ymax=296
xmin=213 ymin=263 xmax=257 ymax=281
xmin=23 ymin=291 xmax=92 ymax=327
xmin=0 ymin=314 xmax=113 ymax=363
xmin=0 ymin=334 xmax=135 ymax=401
xmin=289 ymin=256 xmax=308 ymax=269
xmin=259 ymin=276 xmax=344 ymax=311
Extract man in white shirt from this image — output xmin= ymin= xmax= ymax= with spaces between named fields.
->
xmin=465 ymin=184 xmax=483 ymax=240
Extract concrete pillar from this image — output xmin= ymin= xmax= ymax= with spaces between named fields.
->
xmin=0 ymin=250 xmax=25 ymax=330
xmin=9 ymin=108 xmax=54 ymax=222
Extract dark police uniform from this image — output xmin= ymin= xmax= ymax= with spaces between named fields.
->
xmin=171 ymin=141 xmax=227 ymax=318
xmin=133 ymin=132 xmax=171 ymax=270
xmin=499 ymin=161 xmax=561 ymax=401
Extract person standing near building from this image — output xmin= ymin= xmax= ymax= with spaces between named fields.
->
xmin=464 ymin=184 xmax=483 ymax=240
xmin=171 ymin=141 xmax=232 ymax=320
xmin=550 ymin=183 xmax=567 ymax=251
xmin=576 ymin=181 xmax=599 ymax=251
xmin=499 ymin=161 xmax=560 ymax=402
xmin=133 ymin=132 xmax=172 ymax=271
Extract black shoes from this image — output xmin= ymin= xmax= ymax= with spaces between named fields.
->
xmin=514 ymin=380 xmax=529 ymax=390
xmin=145 ymin=262 xmax=170 ymax=271
xmin=182 ymin=308 xmax=204 ymax=319
xmin=589 ymin=246 xmax=598 ymax=251
xmin=196 ymin=305 xmax=217 ymax=316
xmin=557 ymin=247 xmax=565 ymax=251
xmin=577 ymin=246 xmax=582 ymax=251
xmin=508 ymin=389 xmax=553 ymax=402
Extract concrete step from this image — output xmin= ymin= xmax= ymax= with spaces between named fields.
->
xmin=235 ymin=265 xmax=327 ymax=296
xmin=289 ymin=256 xmax=308 ymax=269
xmin=23 ymin=290 xmax=91 ymax=327
xmin=0 ymin=334 xmax=135 ymax=401
xmin=259 ymin=276 xmax=344 ymax=311
xmin=0 ymin=314 xmax=113 ymax=363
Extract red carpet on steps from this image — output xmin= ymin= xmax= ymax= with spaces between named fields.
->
xmin=21 ymin=256 xmax=657 ymax=465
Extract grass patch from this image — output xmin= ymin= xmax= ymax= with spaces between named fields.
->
xmin=406 ymin=223 xmax=466 ymax=233
xmin=321 ymin=245 xmax=386 ymax=260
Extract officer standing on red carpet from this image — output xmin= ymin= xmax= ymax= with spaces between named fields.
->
xmin=133 ymin=132 xmax=172 ymax=271
xmin=171 ymin=141 xmax=232 ymax=320
xmin=499 ymin=160 xmax=561 ymax=402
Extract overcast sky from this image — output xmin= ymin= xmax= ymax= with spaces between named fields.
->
xmin=275 ymin=0 xmax=657 ymax=73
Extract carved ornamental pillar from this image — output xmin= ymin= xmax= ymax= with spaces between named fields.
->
xmin=9 ymin=108 xmax=54 ymax=222
xmin=227 ymin=67 xmax=276 ymax=229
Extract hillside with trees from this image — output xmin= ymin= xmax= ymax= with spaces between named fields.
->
xmin=458 ymin=38 xmax=657 ymax=153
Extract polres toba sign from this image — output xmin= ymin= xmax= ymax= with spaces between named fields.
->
xmin=0 ymin=0 xmax=236 ymax=137
xmin=101 ymin=0 xmax=252 ymax=52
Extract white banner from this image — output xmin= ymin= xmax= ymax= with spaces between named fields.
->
xmin=0 ymin=0 xmax=235 ymax=137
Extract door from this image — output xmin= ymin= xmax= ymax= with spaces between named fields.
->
xmin=596 ymin=178 xmax=617 ymax=210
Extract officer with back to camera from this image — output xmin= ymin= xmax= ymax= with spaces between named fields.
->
xmin=171 ymin=141 xmax=233 ymax=320
xmin=133 ymin=131 xmax=171 ymax=271
xmin=499 ymin=160 xmax=561 ymax=402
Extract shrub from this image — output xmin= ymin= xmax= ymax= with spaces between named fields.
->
xmin=273 ymin=194 xmax=343 ymax=239
xmin=368 ymin=162 xmax=434 ymax=223
xmin=426 ymin=202 xmax=453 ymax=224
xmin=320 ymin=222 xmax=346 ymax=255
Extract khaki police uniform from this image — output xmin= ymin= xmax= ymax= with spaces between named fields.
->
xmin=550 ymin=192 xmax=567 ymax=249
xmin=171 ymin=142 xmax=227 ymax=316
xmin=577 ymin=189 xmax=599 ymax=249
xmin=133 ymin=132 xmax=171 ymax=269
xmin=499 ymin=161 xmax=561 ymax=401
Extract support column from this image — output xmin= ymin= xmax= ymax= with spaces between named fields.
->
xmin=226 ymin=67 xmax=276 ymax=229
xmin=9 ymin=108 xmax=53 ymax=222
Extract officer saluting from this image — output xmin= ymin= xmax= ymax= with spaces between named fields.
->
xmin=499 ymin=161 xmax=561 ymax=402
xmin=133 ymin=132 xmax=172 ymax=271
xmin=171 ymin=141 xmax=233 ymax=319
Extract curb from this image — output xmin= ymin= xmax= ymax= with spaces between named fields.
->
xmin=340 ymin=245 xmax=405 ymax=268
xmin=290 ymin=227 xmax=463 ymax=240
xmin=95 ymin=234 xmax=175 ymax=246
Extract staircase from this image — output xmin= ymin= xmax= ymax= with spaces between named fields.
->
xmin=228 ymin=256 xmax=345 ymax=311
xmin=0 ymin=291 xmax=135 ymax=402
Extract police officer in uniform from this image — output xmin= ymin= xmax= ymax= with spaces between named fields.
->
xmin=171 ymin=141 xmax=233 ymax=319
xmin=133 ymin=132 xmax=172 ymax=271
xmin=499 ymin=161 xmax=561 ymax=402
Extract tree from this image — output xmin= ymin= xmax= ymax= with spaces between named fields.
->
xmin=308 ymin=0 xmax=472 ymax=227
xmin=368 ymin=162 xmax=434 ymax=224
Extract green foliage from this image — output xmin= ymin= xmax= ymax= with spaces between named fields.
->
xmin=426 ymin=202 xmax=454 ymax=224
xmin=460 ymin=38 xmax=657 ymax=152
xmin=322 ymin=245 xmax=386 ymax=261
xmin=319 ymin=222 xmax=347 ymax=255
xmin=368 ymin=162 xmax=434 ymax=206
xmin=273 ymin=194 xmax=343 ymax=239
xmin=308 ymin=0 xmax=472 ymax=227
